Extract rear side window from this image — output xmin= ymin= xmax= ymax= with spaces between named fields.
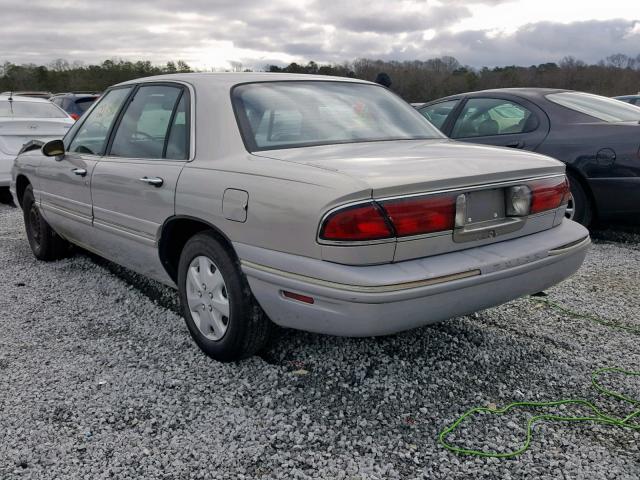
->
xmin=109 ymin=85 xmax=184 ymax=159
xmin=68 ymin=87 xmax=132 ymax=155
xmin=418 ymin=100 xmax=459 ymax=130
xmin=547 ymin=91 xmax=640 ymax=122
xmin=451 ymin=98 xmax=539 ymax=138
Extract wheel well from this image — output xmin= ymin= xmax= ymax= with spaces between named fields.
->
xmin=15 ymin=175 xmax=31 ymax=207
xmin=565 ymin=167 xmax=598 ymax=219
xmin=158 ymin=217 xmax=237 ymax=283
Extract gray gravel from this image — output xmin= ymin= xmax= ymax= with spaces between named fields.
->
xmin=0 ymin=202 xmax=638 ymax=479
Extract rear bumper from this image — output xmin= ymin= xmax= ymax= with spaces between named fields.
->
xmin=238 ymin=220 xmax=590 ymax=336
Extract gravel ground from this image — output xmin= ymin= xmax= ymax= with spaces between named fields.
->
xmin=0 ymin=201 xmax=638 ymax=479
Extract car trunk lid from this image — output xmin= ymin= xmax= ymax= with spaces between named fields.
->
xmin=253 ymin=139 xmax=564 ymax=198
xmin=0 ymin=118 xmax=73 ymax=154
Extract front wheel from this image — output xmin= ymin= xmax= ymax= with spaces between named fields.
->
xmin=177 ymin=231 xmax=272 ymax=362
xmin=22 ymin=185 xmax=71 ymax=260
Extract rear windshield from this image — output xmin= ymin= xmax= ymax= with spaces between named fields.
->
xmin=547 ymin=91 xmax=640 ymax=122
xmin=0 ymin=100 xmax=68 ymax=118
xmin=75 ymin=97 xmax=98 ymax=113
xmin=232 ymin=81 xmax=443 ymax=151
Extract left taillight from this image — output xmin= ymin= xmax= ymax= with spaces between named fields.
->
xmin=319 ymin=202 xmax=394 ymax=241
xmin=69 ymin=113 xmax=80 ymax=121
xmin=529 ymin=176 xmax=570 ymax=214
xmin=380 ymin=194 xmax=457 ymax=237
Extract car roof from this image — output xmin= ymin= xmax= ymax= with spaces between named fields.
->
xmin=115 ymin=72 xmax=372 ymax=89
xmin=0 ymin=94 xmax=54 ymax=103
xmin=427 ymin=87 xmax=572 ymax=104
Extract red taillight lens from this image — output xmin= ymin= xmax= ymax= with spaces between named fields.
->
xmin=70 ymin=113 xmax=80 ymax=121
xmin=320 ymin=203 xmax=393 ymax=241
xmin=530 ymin=176 xmax=570 ymax=214
xmin=381 ymin=194 xmax=457 ymax=236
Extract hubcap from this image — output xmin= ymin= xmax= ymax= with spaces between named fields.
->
xmin=565 ymin=193 xmax=575 ymax=220
xmin=29 ymin=205 xmax=42 ymax=247
xmin=186 ymin=256 xmax=230 ymax=341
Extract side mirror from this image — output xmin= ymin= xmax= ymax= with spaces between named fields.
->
xmin=42 ymin=139 xmax=65 ymax=157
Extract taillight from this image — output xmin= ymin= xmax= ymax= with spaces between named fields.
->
xmin=529 ymin=176 xmax=570 ymax=214
xmin=380 ymin=194 xmax=457 ymax=236
xmin=320 ymin=202 xmax=393 ymax=241
xmin=69 ymin=113 xmax=80 ymax=121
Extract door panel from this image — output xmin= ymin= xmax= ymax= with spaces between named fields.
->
xmin=36 ymin=87 xmax=133 ymax=245
xmin=37 ymin=152 xmax=97 ymax=245
xmin=90 ymin=159 xmax=183 ymax=284
xmin=87 ymin=84 xmax=189 ymax=285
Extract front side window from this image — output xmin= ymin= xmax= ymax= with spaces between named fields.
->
xmin=110 ymin=85 xmax=183 ymax=159
xmin=233 ymin=81 xmax=443 ymax=151
xmin=418 ymin=100 xmax=459 ymax=130
xmin=68 ymin=87 xmax=132 ymax=155
xmin=0 ymin=100 xmax=68 ymax=118
xmin=548 ymin=92 xmax=640 ymax=122
xmin=451 ymin=98 xmax=538 ymax=138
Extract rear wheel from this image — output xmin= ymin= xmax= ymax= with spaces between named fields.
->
xmin=177 ymin=231 xmax=272 ymax=362
xmin=566 ymin=173 xmax=592 ymax=227
xmin=22 ymin=185 xmax=71 ymax=260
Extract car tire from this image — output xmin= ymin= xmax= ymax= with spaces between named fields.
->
xmin=566 ymin=173 xmax=592 ymax=227
xmin=23 ymin=185 xmax=71 ymax=261
xmin=177 ymin=231 xmax=273 ymax=362
xmin=0 ymin=187 xmax=15 ymax=207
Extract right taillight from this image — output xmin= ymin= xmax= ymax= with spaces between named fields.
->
xmin=320 ymin=202 xmax=394 ymax=241
xmin=529 ymin=176 xmax=570 ymax=214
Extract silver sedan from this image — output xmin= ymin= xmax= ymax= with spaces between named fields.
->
xmin=10 ymin=73 xmax=590 ymax=361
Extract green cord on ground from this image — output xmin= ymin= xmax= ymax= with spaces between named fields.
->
xmin=533 ymin=296 xmax=640 ymax=334
xmin=439 ymin=298 xmax=640 ymax=458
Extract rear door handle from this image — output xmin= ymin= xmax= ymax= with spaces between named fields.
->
xmin=139 ymin=176 xmax=164 ymax=187
xmin=71 ymin=168 xmax=87 ymax=177
xmin=506 ymin=141 xmax=525 ymax=149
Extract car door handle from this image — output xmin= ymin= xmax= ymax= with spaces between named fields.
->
xmin=139 ymin=176 xmax=164 ymax=187
xmin=71 ymin=168 xmax=87 ymax=177
xmin=506 ymin=141 xmax=525 ymax=149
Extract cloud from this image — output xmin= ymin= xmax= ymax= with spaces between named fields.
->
xmin=0 ymin=0 xmax=637 ymax=69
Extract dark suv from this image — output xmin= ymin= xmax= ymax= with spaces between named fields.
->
xmin=50 ymin=92 xmax=100 ymax=120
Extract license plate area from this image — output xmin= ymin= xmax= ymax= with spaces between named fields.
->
xmin=463 ymin=189 xmax=505 ymax=224
xmin=453 ymin=187 xmax=526 ymax=243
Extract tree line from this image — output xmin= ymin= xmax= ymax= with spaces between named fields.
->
xmin=1 ymin=54 xmax=639 ymax=102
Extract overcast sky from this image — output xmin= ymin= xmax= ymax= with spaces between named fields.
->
xmin=1 ymin=0 xmax=638 ymax=69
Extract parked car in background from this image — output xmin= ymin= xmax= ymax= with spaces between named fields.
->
xmin=1 ymin=91 xmax=53 ymax=100
xmin=50 ymin=92 xmax=100 ymax=121
xmin=417 ymin=89 xmax=640 ymax=226
xmin=613 ymin=95 xmax=640 ymax=106
xmin=1 ymin=94 xmax=73 ymax=199
xmin=11 ymin=74 xmax=589 ymax=361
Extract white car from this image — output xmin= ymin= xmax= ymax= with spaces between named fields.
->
xmin=0 ymin=95 xmax=73 ymax=195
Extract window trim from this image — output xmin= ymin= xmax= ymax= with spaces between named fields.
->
xmin=450 ymin=97 xmax=540 ymax=139
xmin=104 ymin=81 xmax=191 ymax=162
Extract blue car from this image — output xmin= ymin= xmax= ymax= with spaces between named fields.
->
xmin=50 ymin=92 xmax=100 ymax=121
xmin=613 ymin=95 xmax=640 ymax=106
